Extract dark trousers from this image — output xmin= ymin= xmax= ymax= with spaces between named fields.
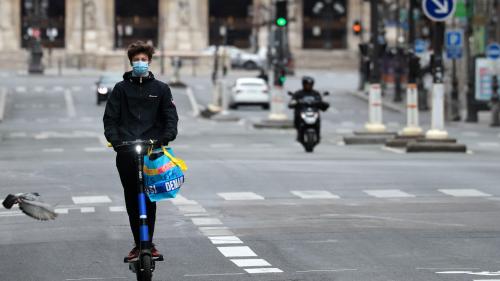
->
xmin=116 ymin=151 xmax=157 ymax=246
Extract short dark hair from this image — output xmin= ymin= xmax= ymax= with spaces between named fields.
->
xmin=127 ymin=41 xmax=155 ymax=62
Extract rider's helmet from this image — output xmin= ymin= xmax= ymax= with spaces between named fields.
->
xmin=302 ymin=76 xmax=314 ymax=90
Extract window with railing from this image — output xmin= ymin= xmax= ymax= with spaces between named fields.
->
xmin=21 ymin=0 xmax=65 ymax=48
xmin=115 ymin=0 xmax=158 ymax=49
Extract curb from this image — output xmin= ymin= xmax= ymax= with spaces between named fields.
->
xmin=406 ymin=142 xmax=467 ymax=153
xmin=0 ymin=88 xmax=7 ymax=122
xmin=253 ymin=119 xmax=294 ymax=129
xmin=350 ymin=90 xmax=404 ymax=113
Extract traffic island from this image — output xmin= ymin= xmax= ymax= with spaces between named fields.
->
xmin=343 ymin=131 xmax=397 ymax=145
xmin=253 ymin=119 xmax=294 ymax=129
xmin=385 ymin=134 xmax=425 ymax=148
xmin=406 ymin=138 xmax=467 ymax=153
xmin=211 ymin=111 xmax=240 ymax=122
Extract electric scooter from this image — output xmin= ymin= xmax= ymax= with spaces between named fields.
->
xmin=116 ymin=139 xmax=164 ymax=281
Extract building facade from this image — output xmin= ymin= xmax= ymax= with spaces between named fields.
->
xmin=0 ymin=0 xmax=368 ymax=70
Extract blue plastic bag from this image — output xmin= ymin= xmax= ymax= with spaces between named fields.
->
xmin=143 ymin=147 xmax=187 ymax=202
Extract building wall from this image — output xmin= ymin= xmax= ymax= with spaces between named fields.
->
xmin=0 ymin=0 xmax=360 ymax=69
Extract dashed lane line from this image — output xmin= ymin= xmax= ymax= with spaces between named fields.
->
xmin=364 ymin=189 xmax=416 ymax=198
xmin=217 ymin=246 xmax=258 ymax=257
xmin=438 ymin=189 xmax=492 ymax=197
xmin=72 ymin=195 xmax=112 ymax=204
xmin=208 ymin=236 xmax=243 ymax=245
xmin=64 ymin=90 xmax=77 ymax=118
xmin=217 ymin=192 xmax=265 ymax=200
xmin=291 ymin=190 xmax=340 ymax=199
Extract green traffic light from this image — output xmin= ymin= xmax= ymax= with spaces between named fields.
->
xmin=276 ymin=17 xmax=287 ymax=27
xmin=279 ymin=75 xmax=286 ymax=84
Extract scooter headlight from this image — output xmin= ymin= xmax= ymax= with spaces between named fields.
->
xmin=135 ymin=145 xmax=142 ymax=154
xmin=97 ymin=87 xmax=108 ymax=94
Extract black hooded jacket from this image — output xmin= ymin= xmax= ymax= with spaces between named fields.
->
xmin=103 ymin=71 xmax=178 ymax=150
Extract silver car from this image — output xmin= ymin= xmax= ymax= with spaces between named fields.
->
xmin=202 ymin=46 xmax=266 ymax=70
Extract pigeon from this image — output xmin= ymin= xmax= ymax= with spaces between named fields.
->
xmin=2 ymin=193 xmax=58 ymax=221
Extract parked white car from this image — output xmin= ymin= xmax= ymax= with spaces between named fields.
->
xmin=202 ymin=45 xmax=266 ymax=70
xmin=230 ymin=78 xmax=270 ymax=110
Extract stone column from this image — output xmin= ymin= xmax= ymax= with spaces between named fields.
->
xmin=288 ymin=0 xmax=302 ymax=52
xmin=66 ymin=0 xmax=114 ymax=53
xmin=160 ymin=0 xmax=208 ymax=51
xmin=0 ymin=0 xmax=21 ymax=51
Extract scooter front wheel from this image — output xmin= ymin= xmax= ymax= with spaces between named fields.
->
xmin=136 ymin=255 xmax=153 ymax=281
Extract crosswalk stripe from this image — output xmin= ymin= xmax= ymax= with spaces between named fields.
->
xmin=191 ymin=217 xmax=223 ymax=226
xmin=42 ymin=148 xmax=64 ymax=153
xmin=80 ymin=207 xmax=95 ymax=213
xmin=244 ymin=268 xmax=283 ymax=274
xmin=291 ymin=190 xmax=340 ymax=199
xmin=231 ymin=259 xmax=271 ymax=267
xmin=208 ymin=236 xmax=243 ymax=245
xmin=109 ymin=206 xmax=126 ymax=212
xmin=72 ymin=195 xmax=112 ymax=204
xmin=438 ymin=189 xmax=492 ymax=197
xmin=55 ymin=208 xmax=69 ymax=214
xmin=218 ymin=192 xmax=264 ymax=200
xmin=217 ymin=246 xmax=257 ymax=257
xmin=198 ymin=227 xmax=234 ymax=236
xmin=364 ymin=189 xmax=415 ymax=198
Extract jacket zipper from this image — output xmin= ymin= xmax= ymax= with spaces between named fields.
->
xmin=138 ymin=78 xmax=142 ymax=120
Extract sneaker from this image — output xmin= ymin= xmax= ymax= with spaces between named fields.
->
xmin=151 ymin=245 xmax=161 ymax=258
xmin=127 ymin=246 xmax=139 ymax=261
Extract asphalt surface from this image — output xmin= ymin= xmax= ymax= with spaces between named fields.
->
xmin=0 ymin=70 xmax=499 ymax=281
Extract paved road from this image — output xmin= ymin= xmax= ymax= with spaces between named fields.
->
xmin=0 ymin=72 xmax=499 ymax=281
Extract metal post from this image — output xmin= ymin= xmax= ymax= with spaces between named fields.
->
xmin=79 ymin=0 xmax=86 ymax=70
xmin=465 ymin=0 xmax=478 ymax=122
xmin=365 ymin=0 xmax=386 ymax=132
xmin=393 ymin=0 xmax=403 ymax=102
xmin=426 ymin=22 xmax=449 ymax=139
xmin=490 ymin=75 xmax=500 ymax=126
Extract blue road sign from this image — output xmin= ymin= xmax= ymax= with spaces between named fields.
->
xmin=415 ymin=39 xmax=428 ymax=54
xmin=422 ymin=0 xmax=456 ymax=22
xmin=445 ymin=30 xmax=463 ymax=59
xmin=486 ymin=43 xmax=500 ymax=60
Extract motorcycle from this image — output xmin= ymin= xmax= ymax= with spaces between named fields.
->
xmin=288 ymin=91 xmax=329 ymax=153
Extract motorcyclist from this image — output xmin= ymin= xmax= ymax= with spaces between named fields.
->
xmin=289 ymin=76 xmax=329 ymax=142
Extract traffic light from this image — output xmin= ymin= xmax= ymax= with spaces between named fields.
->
xmin=276 ymin=0 xmax=288 ymax=27
xmin=275 ymin=66 xmax=287 ymax=87
xmin=352 ymin=20 xmax=362 ymax=36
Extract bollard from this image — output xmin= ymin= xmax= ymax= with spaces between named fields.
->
xmin=426 ymin=83 xmax=449 ymax=139
xmin=364 ymin=84 xmax=386 ymax=132
xmin=490 ymin=75 xmax=500 ymax=127
xmin=268 ymin=87 xmax=287 ymax=121
xmin=401 ymin=83 xmax=423 ymax=136
xmin=58 ymin=58 xmax=62 ymax=76
xmin=207 ymin=80 xmax=222 ymax=113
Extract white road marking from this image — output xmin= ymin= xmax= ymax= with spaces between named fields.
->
xmin=42 ymin=148 xmax=64 ymax=153
xmin=15 ymin=86 xmax=26 ymax=93
xmin=84 ymin=147 xmax=107 ymax=152
xmin=170 ymin=194 xmax=198 ymax=205
xmin=186 ymin=87 xmax=201 ymax=117
xmin=65 ymin=277 xmax=128 ymax=281
xmin=13 ymin=104 xmax=27 ymax=109
xmin=55 ymin=208 xmax=69 ymax=214
xmin=244 ymin=268 xmax=283 ymax=274
xmin=35 ymin=118 xmax=49 ymax=123
xmin=109 ymin=206 xmax=126 ymax=212
xmin=34 ymin=86 xmax=44 ymax=92
xmin=199 ymin=226 xmax=234 ymax=236
xmin=438 ymin=189 xmax=492 ymax=197
xmin=231 ymin=259 xmax=271 ymax=267
xmin=64 ymin=90 xmax=77 ymax=118
xmin=210 ymin=143 xmax=235 ymax=149
xmin=208 ymin=236 xmax=243 ymax=245
xmin=184 ymin=273 xmax=245 ymax=277
xmin=462 ymin=131 xmax=480 ymax=137
xmin=250 ymin=143 xmax=274 ymax=148
xmin=0 ymin=211 xmax=24 ymax=217
xmin=296 ymin=268 xmax=358 ymax=273
xmin=72 ymin=195 xmax=112 ymax=204
xmin=9 ymin=132 xmax=28 ymax=138
xmin=80 ymin=207 xmax=95 ymax=213
xmin=477 ymin=142 xmax=500 ymax=147
xmin=217 ymin=246 xmax=257 ymax=257
xmin=291 ymin=190 xmax=340 ymax=199
xmin=71 ymin=86 xmax=82 ymax=91
xmin=53 ymin=86 xmax=64 ymax=92
xmin=177 ymin=205 xmax=206 ymax=214
xmin=364 ymin=189 xmax=416 ymax=198
xmin=217 ymin=192 xmax=264 ymax=200
xmin=382 ymin=146 xmax=405 ymax=154
xmin=191 ymin=217 xmax=223 ymax=226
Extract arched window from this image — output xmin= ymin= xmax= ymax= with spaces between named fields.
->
xmin=209 ymin=0 xmax=253 ymax=48
xmin=303 ymin=0 xmax=347 ymax=49
xmin=21 ymin=0 xmax=65 ymax=48
xmin=115 ymin=0 xmax=158 ymax=48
